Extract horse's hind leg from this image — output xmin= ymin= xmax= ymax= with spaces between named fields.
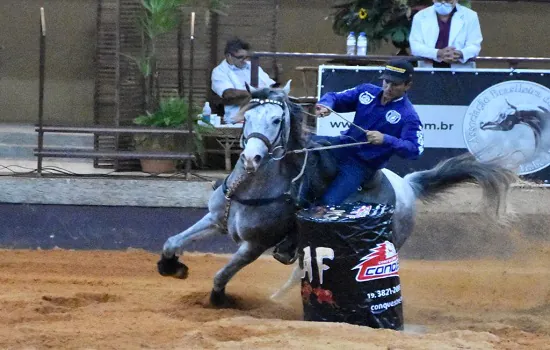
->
xmin=271 ymin=263 xmax=301 ymax=301
xmin=157 ymin=213 xmax=221 ymax=279
xmin=210 ymin=241 xmax=266 ymax=308
xmin=392 ymin=203 xmax=415 ymax=251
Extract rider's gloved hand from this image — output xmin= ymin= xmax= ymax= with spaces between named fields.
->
xmin=315 ymin=104 xmax=330 ymax=118
xmin=366 ymin=130 xmax=385 ymax=145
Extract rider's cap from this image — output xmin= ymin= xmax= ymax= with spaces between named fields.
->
xmin=379 ymin=59 xmax=414 ymax=84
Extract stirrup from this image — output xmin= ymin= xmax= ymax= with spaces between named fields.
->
xmin=273 ymin=250 xmax=298 ymax=265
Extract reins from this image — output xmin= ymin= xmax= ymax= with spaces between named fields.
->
xmin=220 ymin=98 xmax=371 ymax=232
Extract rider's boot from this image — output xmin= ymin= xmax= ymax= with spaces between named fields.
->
xmin=273 ymin=233 xmax=299 ymax=265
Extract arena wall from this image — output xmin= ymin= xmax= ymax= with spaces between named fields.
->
xmin=0 ymin=177 xmax=546 ymax=259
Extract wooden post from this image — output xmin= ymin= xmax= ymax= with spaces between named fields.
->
xmin=250 ymin=55 xmax=259 ymax=88
xmin=37 ymin=7 xmax=46 ymax=175
xmin=207 ymin=10 xmax=219 ymax=103
xmin=177 ymin=9 xmax=185 ymax=98
xmin=114 ymin=0 xmax=121 ymax=170
xmin=185 ymin=12 xmax=196 ymax=180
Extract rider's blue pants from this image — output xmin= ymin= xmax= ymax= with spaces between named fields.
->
xmin=310 ymin=135 xmax=377 ymax=206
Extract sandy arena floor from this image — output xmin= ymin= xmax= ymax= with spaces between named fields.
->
xmin=0 ymin=242 xmax=548 ymax=350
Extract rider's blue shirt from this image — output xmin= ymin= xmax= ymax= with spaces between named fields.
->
xmin=317 ymin=83 xmax=424 ymax=168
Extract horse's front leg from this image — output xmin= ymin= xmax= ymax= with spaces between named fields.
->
xmin=210 ymin=241 xmax=266 ymax=308
xmin=157 ymin=212 xmax=221 ymax=279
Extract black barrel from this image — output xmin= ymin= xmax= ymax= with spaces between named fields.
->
xmin=296 ymin=202 xmax=403 ymax=330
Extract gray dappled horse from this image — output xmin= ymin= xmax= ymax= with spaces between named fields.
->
xmin=157 ymin=81 xmax=518 ymax=307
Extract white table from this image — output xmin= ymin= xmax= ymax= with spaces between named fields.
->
xmin=203 ymin=124 xmax=243 ymax=171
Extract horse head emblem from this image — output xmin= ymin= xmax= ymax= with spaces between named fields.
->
xmin=480 ymin=99 xmax=521 ymax=131
xmin=479 ymin=99 xmax=548 ymax=148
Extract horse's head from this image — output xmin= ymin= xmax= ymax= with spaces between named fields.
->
xmin=236 ymin=81 xmax=296 ymax=173
xmin=479 ymin=100 xmax=549 ymax=150
xmin=480 ymin=99 xmax=520 ymax=131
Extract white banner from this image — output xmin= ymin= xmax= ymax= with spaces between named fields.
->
xmin=316 ymin=105 xmax=468 ymax=149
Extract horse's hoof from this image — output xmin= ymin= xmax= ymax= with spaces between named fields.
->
xmin=209 ymin=288 xmax=235 ymax=308
xmin=157 ymin=255 xmax=189 ymax=279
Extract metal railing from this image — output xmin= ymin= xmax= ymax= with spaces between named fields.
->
xmin=34 ymin=125 xmax=196 ymax=161
xmin=249 ymin=51 xmax=550 ymax=87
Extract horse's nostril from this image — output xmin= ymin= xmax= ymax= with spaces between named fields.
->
xmin=253 ymin=155 xmax=262 ymax=164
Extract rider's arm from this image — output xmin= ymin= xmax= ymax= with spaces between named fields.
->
xmin=383 ymin=118 xmax=424 ymax=160
xmin=317 ymin=85 xmax=366 ymax=113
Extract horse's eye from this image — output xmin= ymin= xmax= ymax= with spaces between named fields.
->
xmin=273 ymin=118 xmax=282 ymax=125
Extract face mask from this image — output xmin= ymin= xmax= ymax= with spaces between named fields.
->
xmin=434 ymin=2 xmax=454 ymax=16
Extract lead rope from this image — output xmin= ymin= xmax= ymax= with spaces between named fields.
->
xmin=287 ymin=106 xmax=371 ymax=181
xmin=221 ymin=173 xmax=248 ymax=231
xmin=302 ymin=105 xmax=369 ymax=133
xmin=285 ymin=105 xmax=372 ymax=189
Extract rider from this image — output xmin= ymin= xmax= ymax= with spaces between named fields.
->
xmin=310 ymin=58 xmax=424 ymax=205
xmin=273 ymin=58 xmax=425 ymax=264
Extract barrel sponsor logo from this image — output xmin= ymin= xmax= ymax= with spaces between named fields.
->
xmin=370 ymin=296 xmax=403 ymax=314
xmin=301 ymin=281 xmax=338 ymax=308
xmin=346 ymin=205 xmax=372 ymax=219
xmin=352 ymin=241 xmax=399 ymax=282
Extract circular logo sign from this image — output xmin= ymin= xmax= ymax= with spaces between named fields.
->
xmin=462 ymin=80 xmax=550 ymax=175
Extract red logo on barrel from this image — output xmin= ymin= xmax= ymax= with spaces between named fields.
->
xmin=312 ymin=287 xmax=338 ymax=308
xmin=352 ymin=241 xmax=399 ymax=282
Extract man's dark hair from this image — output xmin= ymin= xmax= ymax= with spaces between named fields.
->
xmin=224 ymin=38 xmax=250 ymax=55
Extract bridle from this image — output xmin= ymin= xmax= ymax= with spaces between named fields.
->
xmin=240 ymin=98 xmax=288 ymax=161
xmin=219 ymin=97 xmax=294 ymax=232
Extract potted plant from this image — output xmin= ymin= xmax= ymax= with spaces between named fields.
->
xmin=124 ymin=0 xmax=223 ymax=173
xmin=331 ymin=0 xmax=472 ymax=54
xmin=133 ymin=96 xmax=214 ymax=173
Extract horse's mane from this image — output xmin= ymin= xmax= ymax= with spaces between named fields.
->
xmin=523 ymin=108 xmax=550 ymax=148
xmin=235 ymin=87 xmax=310 ymax=150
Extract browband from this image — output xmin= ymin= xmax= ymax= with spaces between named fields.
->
xmin=249 ymin=98 xmax=284 ymax=108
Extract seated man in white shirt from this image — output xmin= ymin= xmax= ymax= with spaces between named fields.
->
xmin=409 ymin=0 xmax=483 ymax=69
xmin=211 ymin=38 xmax=276 ymax=124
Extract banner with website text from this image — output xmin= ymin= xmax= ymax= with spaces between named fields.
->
xmin=316 ymin=66 xmax=550 ymax=183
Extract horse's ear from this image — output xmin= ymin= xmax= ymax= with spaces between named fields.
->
xmin=245 ymin=82 xmax=259 ymax=94
xmin=282 ymin=80 xmax=292 ymax=95
xmin=505 ymin=98 xmax=517 ymax=110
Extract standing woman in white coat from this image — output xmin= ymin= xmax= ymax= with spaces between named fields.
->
xmin=409 ymin=0 xmax=483 ymax=69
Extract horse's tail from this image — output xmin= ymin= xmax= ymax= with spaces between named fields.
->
xmin=404 ymin=152 xmax=519 ymax=219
